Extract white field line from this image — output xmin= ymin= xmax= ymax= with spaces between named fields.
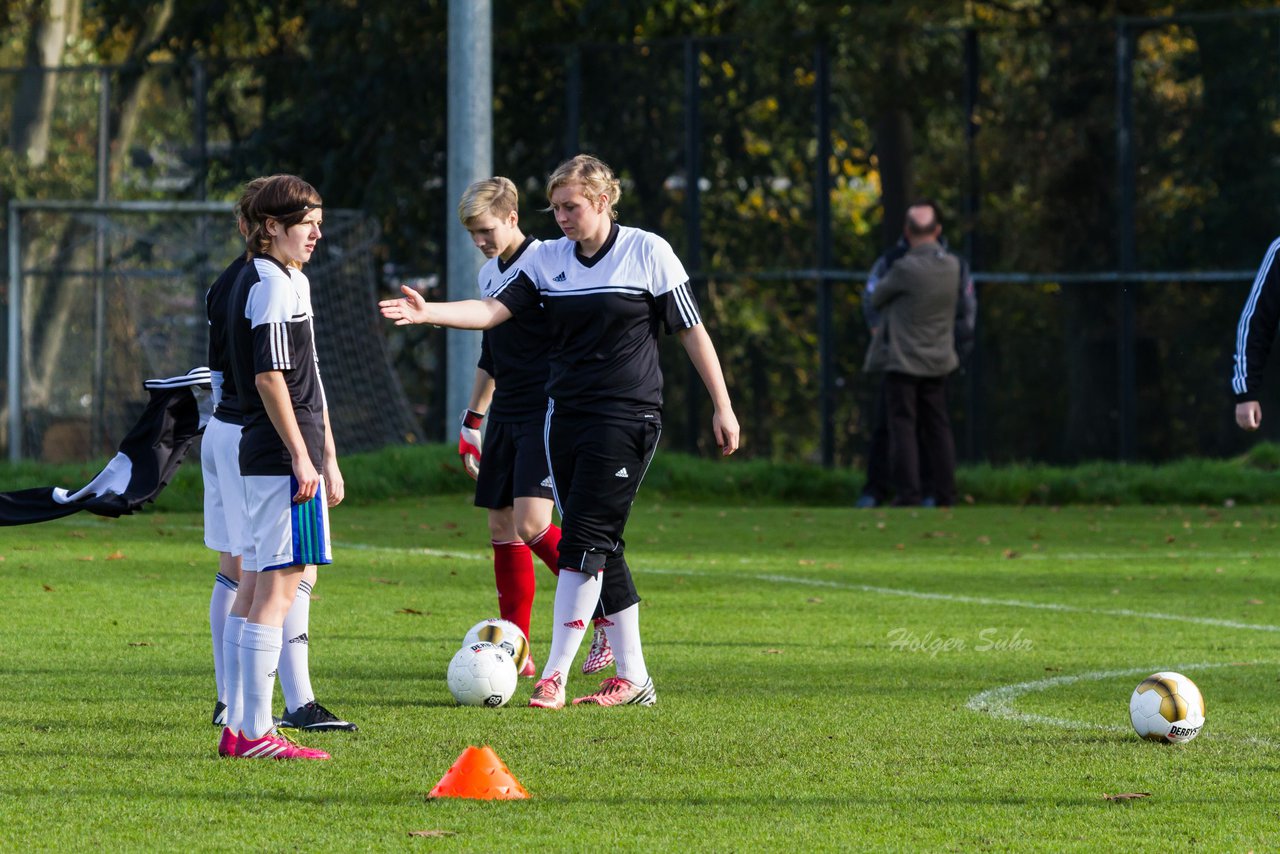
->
xmin=964 ymin=663 xmax=1280 ymax=749
xmin=336 ymin=539 xmax=1280 ymax=635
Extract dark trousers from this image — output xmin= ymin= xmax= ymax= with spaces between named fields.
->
xmin=884 ymin=372 xmax=956 ymax=507
xmin=862 ymin=376 xmax=933 ymax=503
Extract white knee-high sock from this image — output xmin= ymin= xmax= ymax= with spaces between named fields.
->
xmin=277 ymin=578 xmax=315 ymax=713
xmin=210 ymin=573 xmax=238 ymax=704
xmin=222 ymin=615 xmax=247 ymax=733
xmin=540 ymin=571 xmax=603 ymax=682
xmin=239 ymin=622 xmax=283 ymax=740
xmin=604 ymin=603 xmax=648 ymax=685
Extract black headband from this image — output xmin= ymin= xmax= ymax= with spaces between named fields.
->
xmin=262 ymin=202 xmax=320 ymax=219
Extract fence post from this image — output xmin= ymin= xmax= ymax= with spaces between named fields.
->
xmin=683 ymin=37 xmax=703 ymax=454
xmin=7 ymin=201 xmax=20 ymax=461
xmin=1116 ymin=19 xmax=1137 ymax=461
xmin=963 ymin=26 xmax=983 ymax=463
xmin=815 ymin=36 xmax=835 ymax=468
xmin=93 ymin=68 xmax=111 ymax=455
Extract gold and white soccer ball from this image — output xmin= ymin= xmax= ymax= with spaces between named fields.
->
xmin=462 ymin=618 xmax=530 ymax=672
xmin=446 ymin=642 xmax=518 ymax=707
xmin=1128 ymin=671 xmax=1205 ymax=743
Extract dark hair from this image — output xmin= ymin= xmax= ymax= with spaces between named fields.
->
xmin=904 ymin=198 xmax=941 ymax=236
xmin=246 ymin=174 xmax=323 ymax=255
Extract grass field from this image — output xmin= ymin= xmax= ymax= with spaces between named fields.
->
xmin=3 ymin=497 xmax=1280 ymax=850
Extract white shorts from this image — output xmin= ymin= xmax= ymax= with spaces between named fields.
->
xmin=241 ymin=474 xmax=332 ymax=572
xmin=201 ymin=417 xmax=248 ymax=555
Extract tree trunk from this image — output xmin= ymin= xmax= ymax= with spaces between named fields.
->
xmin=9 ymin=0 xmax=80 ymax=166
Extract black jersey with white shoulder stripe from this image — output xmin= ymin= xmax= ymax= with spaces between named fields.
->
xmin=205 ymin=254 xmax=247 ymax=425
xmin=475 ymin=236 xmax=551 ymax=422
xmin=493 ymin=223 xmax=700 ymax=421
xmin=227 ymin=254 xmax=326 ymax=475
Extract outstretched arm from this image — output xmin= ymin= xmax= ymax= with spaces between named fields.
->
xmin=379 ymin=285 xmax=512 ymax=329
xmin=677 ymin=324 xmax=740 ymax=455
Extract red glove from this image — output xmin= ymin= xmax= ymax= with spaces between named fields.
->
xmin=459 ymin=409 xmax=483 ymax=480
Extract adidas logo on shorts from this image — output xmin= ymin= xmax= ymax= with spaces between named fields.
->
xmin=615 ymin=467 xmax=629 ymax=478
xmin=540 ymin=476 xmax=553 ymax=488
xmin=553 ymin=271 xmax=567 ymax=282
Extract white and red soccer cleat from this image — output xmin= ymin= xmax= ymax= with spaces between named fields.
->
xmin=232 ymin=729 xmax=330 ymax=760
xmin=572 ymin=676 xmax=657 ymax=707
xmin=581 ymin=623 xmax=614 ymax=674
xmin=519 ymin=655 xmax=538 ymax=678
xmin=528 ymin=671 xmax=565 ymax=709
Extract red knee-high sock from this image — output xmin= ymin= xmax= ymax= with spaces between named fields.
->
xmin=527 ymin=524 xmax=562 ymax=576
xmin=492 ymin=540 xmax=536 ymax=642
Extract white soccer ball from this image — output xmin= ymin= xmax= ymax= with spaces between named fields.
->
xmin=462 ymin=618 xmax=530 ymax=672
xmin=1129 ymin=671 xmax=1205 ymax=743
xmin=447 ymin=642 xmax=518 ymax=707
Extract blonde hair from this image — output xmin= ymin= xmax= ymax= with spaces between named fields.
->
xmin=458 ymin=176 xmax=518 ymax=226
xmin=245 ymin=174 xmax=323 ymax=257
xmin=546 ymin=154 xmax=621 ymax=220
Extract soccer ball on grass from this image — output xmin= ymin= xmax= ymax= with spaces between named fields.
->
xmin=447 ymin=642 xmax=518 ymax=707
xmin=462 ymin=618 xmax=530 ymax=672
xmin=1128 ymin=671 xmax=1205 ymax=743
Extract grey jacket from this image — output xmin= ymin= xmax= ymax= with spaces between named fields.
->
xmin=863 ymin=241 xmax=960 ymax=378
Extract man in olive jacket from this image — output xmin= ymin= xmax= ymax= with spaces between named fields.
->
xmin=865 ymin=201 xmax=959 ymax=506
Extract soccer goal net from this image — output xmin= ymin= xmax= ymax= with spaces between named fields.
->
xmin=3 ymin=200 xmax=423 ymax=462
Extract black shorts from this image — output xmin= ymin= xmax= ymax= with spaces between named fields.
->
xmin=473 ymin=419 xmax=555 ymax=510
xmin=546 ymin=404 xmax=661 ymax=613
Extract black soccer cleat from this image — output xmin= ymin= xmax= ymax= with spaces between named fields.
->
xmin=213 ymin=700 xmax=227 ymax=727
xmin=278 ymin=701 xmax=358 ymax=732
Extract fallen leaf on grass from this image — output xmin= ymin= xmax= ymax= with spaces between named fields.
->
xmin=397 ymin=608 xmax=424 ymax=615
xmin=42 ymin=584 xmax=53 ymax=592
xmin=128 ymin=642 xmax=152 ymax=647
xmin=806 ymin=597 xmax=823 ymax=604
xmin=1102 ymin=792 xmax=1151 ymax=802
xmin=763 ymin=649 xmax=783 ymax=655
xmin=106 ymin=550 xmax=125 ymax=560
xmin=797 ymin=559 xmax=815 ymax=566
xmin=78 ymin=555 xmax=94 ymax=561
xmin=1247 ymin=599 xmax=1264 ymax=605
xmin=977 ymin=535 xmax=991 ymax=545
xmin=408 ymin=830 xmax=456 ymax=838
xmin=1003 ymin=549 xmax=1020 ymax=559
xmin=894 ymin=543 xmax=905 ymax=550
xmin=0 ymin=554 xmax=7 ymax=561
xmin=66 ymin=530 xmax=85 ymax=539
xmin=371 ymin=577 xmax=402 ymax=585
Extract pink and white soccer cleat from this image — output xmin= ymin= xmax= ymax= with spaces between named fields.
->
xmin=233 ymin=730 xmax=330 ymax=760
xmin=581 ymin=623 xmax=614 ymax=675
xmin=528 ymin=671 xmax=565 ymax=709
xmin=572 ymin=676 xmax=657 ymax=707
xmin=519 ymin=655 xmax=538 ymax=678
xmin=217 ymin=727 xmax=239 ymax=757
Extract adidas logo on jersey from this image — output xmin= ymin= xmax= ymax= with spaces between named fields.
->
xmin=615 ymin=467 xmax=629 ymax=478
xmin=553 ymin=271 xmax=567 ymax=282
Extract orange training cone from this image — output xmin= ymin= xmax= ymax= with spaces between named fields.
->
xmin=427 ymin=745 xmax=530 ymax=800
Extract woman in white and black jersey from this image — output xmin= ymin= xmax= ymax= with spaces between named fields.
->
xmin=381 ymin=154 xmax=740 ymax=709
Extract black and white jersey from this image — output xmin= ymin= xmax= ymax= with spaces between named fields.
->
xmin=1233 ymin=236 xmax=1280 ymax=402
xmin=494 ymin=223 xmax=701 ymax=421
xmin=205 ymin=254 xmax=248 ymax=425
xmin=476 ymin=236 xmax=551 ymax=422
xmin=227 ymin=255 xmax=326 ymax=476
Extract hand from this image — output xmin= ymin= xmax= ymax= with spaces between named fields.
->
xmin=713 ymin=407 xmax=741 ymax=456
xmin=459 ymin=409 xmax=483 ymax=479
xmin=324 ymin=459 xmax=345 ymax=507
xmin=378 ymin=285 xmax=430 ymax=325
xmin=1237 ymin=401 xmax=1262 ymax=431
xmin=291 ymin=456 xmax=321 ymax=504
